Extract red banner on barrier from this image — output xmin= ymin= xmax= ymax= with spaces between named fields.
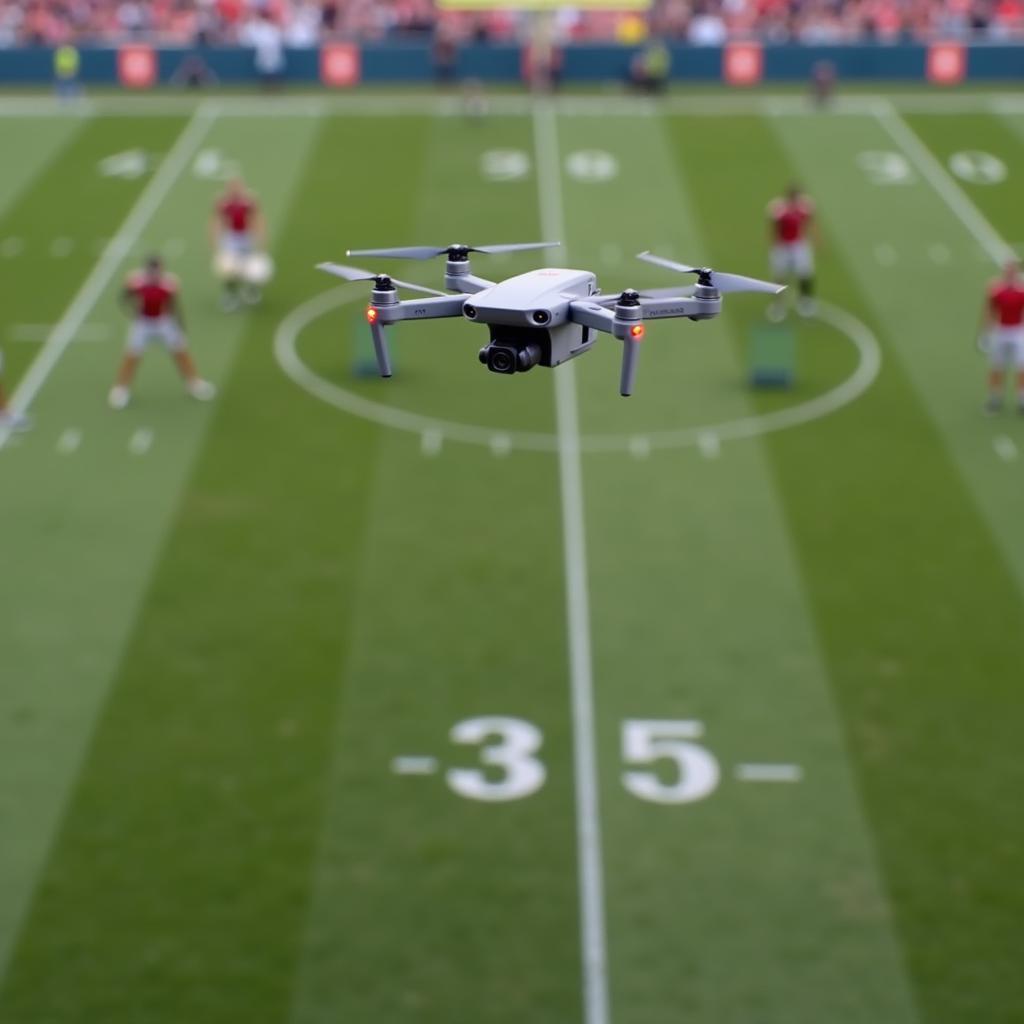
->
xmin=927 ymin=42 xmax=966 ymax=84
xmin=723 ymin=42 xmax=763 ymax=86
xmin=118 ymin=45 xmax=157 ymax=89
xmin=321 ymin=44 xmax=361 ymax=87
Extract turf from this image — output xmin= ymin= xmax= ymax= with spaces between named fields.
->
xmin=1 ymin=90 xmax=1023 ymax=1024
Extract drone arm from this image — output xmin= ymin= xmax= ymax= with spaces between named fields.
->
xmin=376 ymin=294 xmax=469 ymax=324
xmin=444 ymin=272 xmax=496 ymax=295
xmin=568 ymin=300 xmax=617 ymax=334
xmin=637 ymin=295 xmax=721 ymax=321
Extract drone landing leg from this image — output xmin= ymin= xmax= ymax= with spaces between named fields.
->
xmin=370 ymin=320 xmax=393 ymax=378
xmin=619 ymin=337 xmax=640 ymax=396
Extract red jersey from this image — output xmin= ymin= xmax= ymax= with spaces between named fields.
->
xmin=769 ymin=198 xmax=813 ymax=244
xmin=127 ymin=272 xmax=177 ymax=319
xmin=218 ymin=194 xmax=256 ymax=232
xmin=989 ymin=281 xmax=1024 ymax=327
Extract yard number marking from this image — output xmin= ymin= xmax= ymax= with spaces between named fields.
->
xmin=621 ymin=719 xmax=720 ymax=804
xmin=480 ymin=149 xmax=531 ymax=182
xmin=857 ymin=151 xmax=915 ymax=186
xmin=192 ymin=148 xmax=240 ymax=181
xmin=565 ymin=150 xmax=619 ymax=183
xmin=446 ymin=716 xmax=547 ymax=802
xmin=948 ymin=151 xmax=1007 ymax=186
xmin=434 ymin=716 xmax=736 ymax=804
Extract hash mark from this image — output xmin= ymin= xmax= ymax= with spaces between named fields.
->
xmin=489 ymin=433 xmax=512 ymax=457
xmin=628 ymin=436 xmax=650 ymax=459
xmin=735 ymin=763 xmax=803 ymax=782
xmin=56 ymin=428 xmax=81 ymax=454
xmin=697 ymin=430 xmax=721 ymax=459
xmin=993 ymin=435 xmax=1018 ymax=461
xmin=391 ymin=756 xmax=439 ymax=775
xmin=49 ymin=237 xmax=74 ymax=259
xmin=420 ymin=429 xmax=443 ymax=456
xmin=129 ymin=428 xmax=153 ymax=455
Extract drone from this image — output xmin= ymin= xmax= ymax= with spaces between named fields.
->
xmin=316 ymin=242 xmax=783 ymax=397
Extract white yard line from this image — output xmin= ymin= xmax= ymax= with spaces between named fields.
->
xmin=0 ymin=104 xmax=217 ymax=449
xmin=873 ymin=99 xmax=1015 ymax=267
xmin=533 ymin=100 xmax=611 ymax=1024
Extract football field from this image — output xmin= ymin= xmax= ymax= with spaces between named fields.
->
xmin=2 ymin=89 xmax=1024 ymax=1023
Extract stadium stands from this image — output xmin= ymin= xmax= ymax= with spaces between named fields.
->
xmin=0 ymin=0 xmax=1021 ymax=48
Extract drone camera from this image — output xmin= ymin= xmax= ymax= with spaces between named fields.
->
xmin=479 ymin=339 xmax=545 ymax=375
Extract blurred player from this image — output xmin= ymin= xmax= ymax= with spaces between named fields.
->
xmin=767 ymin=184 xmax=818 ymax=321
xmin=209 ymin=176 xmax=270 ymax=311
xmin=108 ymin=255 xmax=215 ymax=410
xmin=0 ymin=350 xmax=31 ymax=431
xmin=979 ymin=258 xmax=1024 ymax=414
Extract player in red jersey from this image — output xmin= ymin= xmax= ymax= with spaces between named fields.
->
xmin=108 ymin=255 xmax=215 ymax=410
xmin=979 ymin=258 xmax=1024 ymax=413
xmin=767 ymin=184 xmax=818 ymax=320
xmin=209 ymin=176 xmax=268 ymax=311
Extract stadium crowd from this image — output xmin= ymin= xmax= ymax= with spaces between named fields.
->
xmin=0 ymin=0 xmax=1021 ymax=47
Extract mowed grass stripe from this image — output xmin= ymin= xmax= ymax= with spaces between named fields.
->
xmin=559 ymin=112 xmax=915 ymax=1023
xmin=0 ymin=114 xmax=323 ymax=1019
xmin=288 ymin=113 xmax=583 ymax=1024
xmin=765 ymin=111 xmax=1024 ymax=1019
xmin=0 ymin=118 xmax=85 ymax=222
xmin=0 ymin=117 xmax=184 ymax=389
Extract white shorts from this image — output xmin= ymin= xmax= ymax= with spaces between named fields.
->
xmin=127 ymin=316 xmax=184 ymax=354
xmin=220 ymin=231 xmax=252 ymax=257
xmin=987 ymin=326 xmax=1024 ymax=369
xmin=771 ymin=241 xmax=814 ymax=280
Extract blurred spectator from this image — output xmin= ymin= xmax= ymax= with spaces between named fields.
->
xmin=0 ymin=0 xmax=1021 ymax=48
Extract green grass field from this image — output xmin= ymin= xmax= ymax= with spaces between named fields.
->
xmin=2 ymin=88 xmax=1024 ymax=1024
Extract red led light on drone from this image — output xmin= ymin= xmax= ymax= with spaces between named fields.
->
xmin=630 ymin=324 xmax=645 ymax=339
xmin=366 ymin=306 xmax=379 ymax=324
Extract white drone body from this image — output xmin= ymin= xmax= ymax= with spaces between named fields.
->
xmin=317 ymin=242 xmax=783 ymax=397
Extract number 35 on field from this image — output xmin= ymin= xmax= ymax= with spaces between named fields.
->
xmin=444 ymin=716 xmax=719 ymax=804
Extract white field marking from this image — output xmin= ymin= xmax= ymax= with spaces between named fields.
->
xmin=420 ymin=429 xmax=443 ymax=456
xmin=697 ymin=430 xmax=721 ymax=459
xmin=49 ymin=237 xmax=74 ymax=259
xmin=128 ymin=428 xmax=154 ymax=455
xmin=55 ymin=428 xmax=81 ymax=454
xmin=8 ymin=322 xmax=109 ymax=343
xmin=735 ymin=763 xmax=804 ymax=783
xmin=534 ymin=100 xmax=610 ymax=1024
xmin=276 ymin=292 xmax=880 ymax=455
xmin=391 ymin=756 xmax=439 ymax=776
xmin=0 ymin=237 xmax=23 ymax=258
xmin=993 ymin=435 xmax=1018 ymax=462
xmin=489 ymin=433 xmax=512 ymax=457
xmin=0 ymin=105 xmax=217 ymax=450
xmin=873 ymin=100 xmax=1016 ymax=267
xmin=628 ymin=435 xmax=650 ymax=459
xmin=874 ymin=242 xmax=898 ymax=267
xmin=928 ymin=242 xmax=951 ymax=265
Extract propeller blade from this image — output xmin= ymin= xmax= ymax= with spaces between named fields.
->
xmin=346 ymin=241 xmax=560 ymax=261
xmin=636 ymin=251 xmax=698 ymax=274
xmin=346 ymin=246 xmax=448 ymax=261
xmin=594 ymin=285 xmax=695 ymax=307
xmin=706 ymin=271 xmax=784 ymax=295
xmin=315 ymin=262 xmax=445 ymax=296
xmin=635 ymin=251 xmax=783 ymax=295
xmin=471 ymin=241 xmax=560 ymax=255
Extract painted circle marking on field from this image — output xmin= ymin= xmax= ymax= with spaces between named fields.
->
xmin=565 ymin=150 xmax=619 ymax=183
xmin=274 ymin=286 xmax=882 ymax=455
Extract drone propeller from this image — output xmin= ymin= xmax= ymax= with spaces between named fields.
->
xmin=316 ymin=262 xmax=446 ymax=296
xmin=345 ymin=241 xmax=560 ymax=262
xmin=636 ymin=251 xmax=783 ymax=295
